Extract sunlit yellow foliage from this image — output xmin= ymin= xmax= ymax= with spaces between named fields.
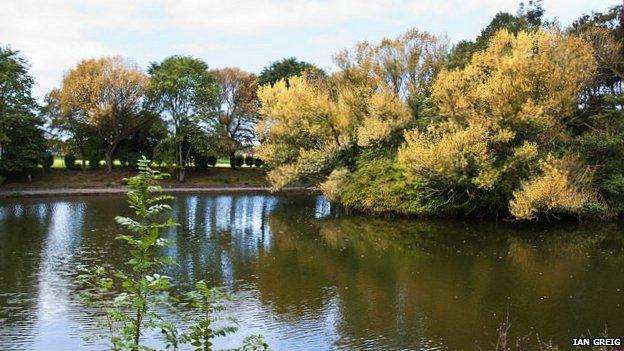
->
xmin=257 ymin=74 xmax=410 ymax=190
xmin=319 ymin=168 xmax=350 ymax=202
xmin=56 ymin=56 xmax=149 ymax=171
xmin=257 ymin=28 xmax=448 ymax=192
xmin=399 ymin=124 xmax=502 ymax=189
xmin=398 ymin=29 xmax=598 ymax=217
xmin=510 ymin=156 xmax=597 ymax=220
xmin=58 ymin=56 xmax=148 ymax=126
xmin=432 ymin=29 xmax=595 ymax=136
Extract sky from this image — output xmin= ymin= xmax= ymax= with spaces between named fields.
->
xmin=1 ymin=0 xmax=620 ymax=100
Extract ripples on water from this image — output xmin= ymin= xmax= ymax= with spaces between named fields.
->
xmin=0 ymin=194 xmax=623 ymax=350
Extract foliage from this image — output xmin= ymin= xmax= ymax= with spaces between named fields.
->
xmin=148 ymin=56 xmax=219 ymax=181
xmin=446 ymin=0 xmax=546 ymax=69
xmin=210 ymin=68 xmax=259 ymax=162
xmin=0 ymin=46 xmax=47 ymax=177
xmin=89 ymin=153 xmax=101 ymax=170
xmin=179 ymin=281 xmax=237 ymax=351
xmin=78 ymin=157 xmax=268 ymax=350
xmin=77 ymin=157 xmax=178 ymax=349
xmin=55 ymin=56 xmax=149 ymax=172
xmin=258 ymin=57 xmax=324 ymax=87
xmin=398 ymin=29 xmax=597 ymax=218
xmin=234 ymin=155 xmax=244 ymax=168
xmin=569 ymin=4 xmax=624 ymax=214
xmin=509 ymin=156 xmax=600 ymax=220
xmin=195 ymin=155 xmax=209 ymax=171
xmin=207 ymin=155 xmax=217 ymax=167
xmin=64 ymin=154 xmax=77 ymax=170
xmin=244 ymin=156 xmax=254 ymax=167
xmin=42 ymin=152 xmax=54 ymax=170
xmin=256 ymin=28 xmax=449 ymax=192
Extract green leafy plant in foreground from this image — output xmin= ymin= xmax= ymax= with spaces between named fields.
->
xmin=78 ymin=156 xmax=269 ymax=350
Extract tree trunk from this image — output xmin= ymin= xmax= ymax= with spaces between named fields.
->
xmin=176 ymin=141 xmax=185 ymax=182
xmin=229 ymin=153 xmax=236 ymax=169
xmin=104 ymin=147 xmax=114 ymax=173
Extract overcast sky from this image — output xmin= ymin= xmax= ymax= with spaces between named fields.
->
xmin=1 ymin=0 xmax=619 ymax=100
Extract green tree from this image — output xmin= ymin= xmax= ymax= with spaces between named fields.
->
xmin=211 ymin=67 xmax=259 ymax=168
xmin=0 ymin=46 xmax=47 ymax=180
xmin=570 ymin=4 xmax=624 ymax=212
xmin=148 ymin=56 xmax=219 ymax=181
xmin=258 ymin=57 xmax=324 ymax=87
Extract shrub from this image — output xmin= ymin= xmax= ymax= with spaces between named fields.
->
xmin=235 ymin=155 xmax=244 ymax=167
xmin=207 ymin=155 xmax=217 ymax=167
xmin=89 ymin=154 xmax=101 ymax=170
xmin=254 ymin=158 xmax=264 ymax=167
xmin=195 ymin=156 xmax=208 ymax=171
xmin=64 ymin=154 xmax=77 ymax=170
xmin=42 ymin=152 xmax=54 ymax=171
xmin=245 ymin=155 xmax=254 ymax=167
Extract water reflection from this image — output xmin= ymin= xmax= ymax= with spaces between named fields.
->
xmin=0 ymin=194 xmax=622 ymax=350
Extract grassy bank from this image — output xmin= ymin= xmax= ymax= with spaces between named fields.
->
xmin=2 ymin=167 xmax=269 ymax=189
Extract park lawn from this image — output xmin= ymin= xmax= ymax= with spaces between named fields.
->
xmin=3 ymin=166 xmax=268 ymax=189
xmin=51 ymin=156 xmax=235 ymax=169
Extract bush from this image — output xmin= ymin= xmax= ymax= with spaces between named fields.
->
xmin=245 ymin=155 xmax=254 ymax=167
xmin=254 ymin=158 xmax=263 ymax=167
xmin=42 ymin=152 xmax=54 ymax=171
xmin=89 ymin=154 xmax=101 ymax=170
xmin=119 ymin=151 xmax=141 ymax=169
xmin=195 ymin=156 xmax=208 ymax=171
xmin=207 ymin=155 xmax=217 ymax=167
xmin=64 ymin=154 xmax=77 ymax=170
xmin=235 ymin=155 xmax=244 ymax=167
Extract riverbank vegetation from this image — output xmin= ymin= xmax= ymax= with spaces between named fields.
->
xmin=258 ymin=2 xmax=624 ymax=221
xmin=0 ymin=1 xmax=622 ymax=221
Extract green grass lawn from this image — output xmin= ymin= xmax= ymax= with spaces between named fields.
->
xmin=7 ymin=161 xmax=268 ymax=188
xmin=51 ymin=156 xmax=236 ymax=169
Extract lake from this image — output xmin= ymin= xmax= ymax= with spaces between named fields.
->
xmin=0 ymin=193 xmax=623 ymax=350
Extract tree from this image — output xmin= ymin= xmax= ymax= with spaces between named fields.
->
xmin=257 ymin=28 xmax=447 ymax=191
xmin=398 ymin=29 xmax=599 ymax=219
xmin=55 ymin=56 xmax=149 ymax=172
xmin=446 ymin=0 xmax=546 ymax=69
xmin=570 ymin=4 xmax=624 ymax=212
xmin=258 ymin=57 xmax=324 ymax=87
xmin=44 ymin=89 xmax=99 ymax=169
xmin=211 ymin=67 xmax=259 ymax=168
xmin=0 ymin=46 xmax=47 ymax=179
xmin=334 ymin=29 xmax=449 ymax=119
xmin=148 ymin=56 xmax=219 ymax=181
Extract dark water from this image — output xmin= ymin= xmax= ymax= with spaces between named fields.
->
xmin=0 ymin=194 xmax=623 ymax=350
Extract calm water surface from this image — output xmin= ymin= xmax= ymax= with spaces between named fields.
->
xmin=0 ymin=194 xmax=623 ymax=350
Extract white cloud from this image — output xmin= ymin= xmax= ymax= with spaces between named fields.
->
xmin=0 ymin=0 xmax=617 ymax=100
xmin=162 ymin=0 xmax=400 ymax=33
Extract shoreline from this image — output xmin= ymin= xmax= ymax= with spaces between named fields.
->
xmin=0 ymin=185 xmax=315 ymax=198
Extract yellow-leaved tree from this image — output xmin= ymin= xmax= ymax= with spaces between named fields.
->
xmin=256 ymin=29 xmax=448 ymax=195
xmin=398 ymin=29 xmax=600 ymax=219
xmin=56 ymin=56 xmax=149 ymax=172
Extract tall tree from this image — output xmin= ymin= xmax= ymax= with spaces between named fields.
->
xmin=148 ymin=56 xmax=218 ymax=181
xmin=211 ymin=67 xmax=259 ymax=168
xmin=56 ymin=56 xmax=149 ymax=172
xmin=0 ymin=46 xmax=46 ymax=179
xmin=446 ymin=0 xmax=546 ymax=69
xmin=258 ymin=57 xmax=324 ymax=87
